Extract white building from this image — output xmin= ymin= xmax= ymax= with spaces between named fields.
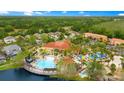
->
xmin=4 ymin=36 xmax=16 ymax=44
xmin=2 ymin=45 xmax=22 ymax=56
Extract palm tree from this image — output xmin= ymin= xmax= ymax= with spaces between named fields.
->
xmin=86 ymin=61 xmax=106 ymax=80
xmin=121 ymin=56 xmax=124 ymax=69
xmin=70 ymin=44 xmax=81 ymax=55
xmin=115 ymin=44 xmax=124 ymax=56
xmin=102 ymin=48 xmax=114 ymax=66
xmin=56 ymin=57 xmax=78 ymax=79
xmin=89 ymin=40 xmax=114 ymax=68
xmin=81 ymin=47 xmax=89 ymax=55
xmin=54 ymin=49 xmax=59 ymax=56
xmin=110 ymin=63 xmax=116 ymax=75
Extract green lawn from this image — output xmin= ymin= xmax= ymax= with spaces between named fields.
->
xmin=91 ymin=20 xmax=124 ymax=39
xmin=93 ymin=20 xmax=124 ymax=31
xmin=0 ymin=51 xmax=29 ymax=70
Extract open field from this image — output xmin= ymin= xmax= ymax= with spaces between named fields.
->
xmin=91 ymin=20 xmax=124 ymax=39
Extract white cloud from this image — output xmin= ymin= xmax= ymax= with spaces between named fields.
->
xmin=118 ymin=13 xmax=124 ymax=16
xmin=78 ymin=11 xmax=90 ymax=16
xmin=83 ymin=15 xmax=90 ymax=16
xmin=23 ymin=11 xmax=33 ymax=16
xmin=0 ymin=11 xmax=9 ymax=15
xmin=79 ymin=11 xmax=84 ymax=14
xmin=34 ymin=11 xmax=43 ymax=15
xmin=45 ymin=11 xmax=51 ymax=13
xmin=62 ymin=11 xmax=67 ymax=14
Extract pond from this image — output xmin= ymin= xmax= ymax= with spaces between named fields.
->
xmin=0 ymin=68 xmax=63 ymax=81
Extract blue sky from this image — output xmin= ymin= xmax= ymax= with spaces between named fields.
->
xmin=0 ymin=11 xmax=124 ymax=16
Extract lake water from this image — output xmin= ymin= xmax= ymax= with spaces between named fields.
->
xmin=0 ymin=68 xmax=63 ymax=81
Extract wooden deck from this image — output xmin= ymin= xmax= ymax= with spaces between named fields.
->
xmin=24 ymin=62 xmax=57 ymax=75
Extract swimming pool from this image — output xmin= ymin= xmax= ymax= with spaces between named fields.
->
xmin=36 ymin=56 xmax=56 ymax=69
xmin=89 ymin=52 xmax=106 ymax=60
xmin=79 ymin=52 xmax=107 ymax=61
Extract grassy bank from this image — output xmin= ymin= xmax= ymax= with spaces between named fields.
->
xmin=0 ymin=51 xmax=29 ymax=70
xmin=0 ymin=62 xmax=23 ymax=70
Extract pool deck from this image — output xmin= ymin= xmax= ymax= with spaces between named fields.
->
xmin=24 ymin=62 xmax=57 ymax=75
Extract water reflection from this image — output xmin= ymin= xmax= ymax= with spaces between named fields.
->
xmin=0 ymin=68 xmax=63 ymax=81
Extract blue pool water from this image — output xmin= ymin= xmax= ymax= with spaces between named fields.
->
xmin=89 ymin=53 xmax=106 ymax=60
xmin=36 ymin=56 xmax=56 ymax=69
xmin=79 ymin=52 xmax=107 ymax=61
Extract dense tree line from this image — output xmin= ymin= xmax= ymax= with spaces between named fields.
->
xmin=0 ymin=16 xmax=124 ymax=39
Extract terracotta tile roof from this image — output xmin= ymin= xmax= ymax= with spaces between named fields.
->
xmin=111 ymin=38 xmax=124 ymax=44
xmin=112 ymin=38 xmax=124 ymax=41
xmin=84 ymin=32 xmax=107 ymax=38
xmin=44 ymin=40 xmax=70 ymax=50
xmin=84 ymin=32 xmax=108 ymax=42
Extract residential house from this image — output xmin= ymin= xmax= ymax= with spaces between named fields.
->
xmin=84 ymin=32 xmax=108 ymax=42
xmin=48 ymin=32 xmax=61 ymax=40
xmin=33 ymin=33 xmax=41 ymax=40
xmin=15 ymin=35 xmax=25 ymax=40
xmin=4 ymin=36 xmax=16 ymax=44
xmin=110 ymin=38 xmax=124 ymax=45
xmin=25 ymin=35 xmax=31 ymax=40
xmin=2 ymin=45 xmax=22 ymax=56
xmin=68 ymin=31 xmax=80 ymax=39
xmin=36 ymin=39 xmax=42 ymax=45
xmin=0 ymin=54 xmax=6 ymax=63
xmin=114 ymin=19 xmax=120 ymax=21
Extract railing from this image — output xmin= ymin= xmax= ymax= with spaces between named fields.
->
xmin=24 ymin=62 xmax=57 ymax=75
